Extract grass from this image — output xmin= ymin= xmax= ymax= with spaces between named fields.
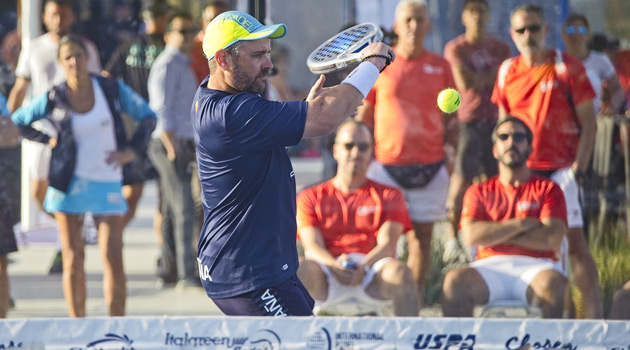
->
xmin=574 ymin=214 xmax=630 ymax=318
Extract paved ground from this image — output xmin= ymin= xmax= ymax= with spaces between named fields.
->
xmin=6 ymin=157 xmax=443 ymax=318
xmin=5 ymin=158 xmax=324 ymax=318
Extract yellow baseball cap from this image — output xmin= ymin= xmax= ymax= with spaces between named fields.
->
xmin=202 ymin=11 xmax=287 ymax=60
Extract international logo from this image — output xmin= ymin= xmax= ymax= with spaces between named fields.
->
xmin=307 ymin=327 xmax=385 ymax=350
xmin=505 ymin=334 xmax=576 ymax=350
xmin=307 ymin=328 xmax=331 ymax=350
xmin=413 ymin=333 xmax=476 ymax=350
xmin=70 ymin=333 xmax=134 ymax=350
xmin=164 ymin=329 xmax=281 ymax=350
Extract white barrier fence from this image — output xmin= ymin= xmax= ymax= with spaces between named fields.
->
xmin=0 ymin=316 xmax=629 ymax=350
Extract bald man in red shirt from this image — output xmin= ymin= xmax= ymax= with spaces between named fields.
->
xmin=297 ymin=119 xmax=418 ymax=316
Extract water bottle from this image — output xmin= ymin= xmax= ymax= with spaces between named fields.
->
xmin=341 ymin=259 xmax=357 ymax=269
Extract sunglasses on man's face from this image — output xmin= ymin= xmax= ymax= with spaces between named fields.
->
xmin=338 ymin=142 xmax=371 ymax=152
xmin=513 ymin=24 xmax=542 ymax=35
xmin=497 ymin=133 xmax=527 ymax=142
xmin=564 ymin=25 xmax=588 ymax=35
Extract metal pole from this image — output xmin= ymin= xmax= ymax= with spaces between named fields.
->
xmin=247 ymin=0 xmax=265 ymax=21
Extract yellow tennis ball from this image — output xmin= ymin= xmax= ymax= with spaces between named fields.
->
xmin=437 ymin=88 xmax=461 ymax=114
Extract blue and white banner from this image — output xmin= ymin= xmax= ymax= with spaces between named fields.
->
xmin=0 ymin=316 xmax=629 ymax=349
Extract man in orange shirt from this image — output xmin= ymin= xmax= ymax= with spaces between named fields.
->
xmin=491 ymin=3 xmax=601 ymax=318
xmin=356 ymin=0 xmax=458 ymax=305
xmin=190 ymin=1 xmax=230 ymax=83
xmin=297 ymin=119 xmax=418 ymax=316
xmin=442 ymin=116 xmax=568 ymax=318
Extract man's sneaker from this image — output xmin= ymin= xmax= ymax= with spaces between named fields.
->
xmin=48 ymin=251 xmax=63 ymax=274
xmin=154 ymin=277 xmax=176 ymax=290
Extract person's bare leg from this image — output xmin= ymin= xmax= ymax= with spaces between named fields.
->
xmin=367 ymin=260 xmax=418 ymax=316
xmin=407 ymin=222 xmax=433 ymax=306
xmin=121 ymin=183 xmax=143 ymax=227
xmin=567 ymin=227 xmax=603 ymax=318
xmin=296 ymin=258 xmax=328 ymax=301
xmin=527 ymin=269 xmax=567 ymax=318
xmin=441 ymin=266 xmax=489 ymax=317
xmin=31 ymin=179 xmax=54 ymax=219
xmin=609 ymin=280 xmax=630 ymax=320
xmin=96 ymin=215 xmax=126 ymax=316
xmin=55 ymin=212 xmax=86 ymax=317
xmin=154 ymin=181 xmax=163 ymax=246
xmin=0 ymin=255 xmax=9 ymax=318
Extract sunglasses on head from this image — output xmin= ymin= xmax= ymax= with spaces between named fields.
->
xmin=513 ymin=24 xmax=542 ymax=35
xmin=338 ymin=142 xmax=371 ymax=152
xmin=497 ymin=133 xmax=527 ymax=142
xmin=564 ymin=25 xmax=588 ymax=35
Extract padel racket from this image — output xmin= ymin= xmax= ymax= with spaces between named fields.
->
xmin=306 ymin=23 xmax=384 ymax=75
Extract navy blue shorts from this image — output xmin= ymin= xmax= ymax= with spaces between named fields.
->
xmin=212 ymin=274 xmax=315 ymax=316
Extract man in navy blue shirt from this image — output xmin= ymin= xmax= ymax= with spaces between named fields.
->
xmin=192 ymin=11 xmax=394 ymax=316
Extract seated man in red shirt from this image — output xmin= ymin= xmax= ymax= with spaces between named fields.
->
xmin=296 ymin=119 xmax=418 ymax=316
xmin=441 ymin=116 xmax=568 ymax=318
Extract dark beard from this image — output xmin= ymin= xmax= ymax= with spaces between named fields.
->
xmin=232 ymin=61 xmax=269 ymax=94
xmin=500 ymin=148 xmax=529 ymax=168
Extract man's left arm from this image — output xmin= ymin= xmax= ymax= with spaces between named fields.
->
xmin=573 ymin=99 xmax=597 ymax=174
xmin=504 ymin=217 xmax=567 ymax=251
xmin=359 ymin=221 xmax=404 ymax=270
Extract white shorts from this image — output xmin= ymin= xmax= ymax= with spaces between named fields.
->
xmin=315 ymin=253 xmax=393 ymax=314
xmin=470 ymin=255 xmax=565 ymax=304
xmin=24 ymin=139 xmax=51 ymax=180
xmin=367 ymin=160 xmax=448 ymax=222
xmin=549 ymin=167 xmax=583 ymax=228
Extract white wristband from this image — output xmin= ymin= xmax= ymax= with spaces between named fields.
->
xmin=341 ymin=62 xmax=380 ymax=98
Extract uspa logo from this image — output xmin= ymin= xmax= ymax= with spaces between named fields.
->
xmin=164 ymin=329 xmax=281 ymax=350
xmin=413 ymin=334 xmax=476 ymax=350
xmin=70 ymin=333 xmax=134 ymax=350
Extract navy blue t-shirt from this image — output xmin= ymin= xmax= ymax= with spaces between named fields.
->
xmin=191 ymin=77 xmax=307 ymax=298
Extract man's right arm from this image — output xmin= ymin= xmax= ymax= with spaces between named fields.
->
xmin=299 ymin=226 xmax=337 ymax=267
xmin=302 ymin=42 xmax=393 ymax=139
xmin=7 ymin=77 xmax=30 ymax=112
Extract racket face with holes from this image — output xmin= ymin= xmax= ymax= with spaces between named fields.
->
xmin=306 ymin=23 xmax=383 ymax=74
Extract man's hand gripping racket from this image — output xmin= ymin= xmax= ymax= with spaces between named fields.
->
xmin=306 ymin=23 xmax=394 ymax=75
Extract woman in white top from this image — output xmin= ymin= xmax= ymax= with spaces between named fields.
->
xmin=12 ymin=35 xmax=156 ymax=317
xmin=562 ymin=13 xmax=625 ymax=115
